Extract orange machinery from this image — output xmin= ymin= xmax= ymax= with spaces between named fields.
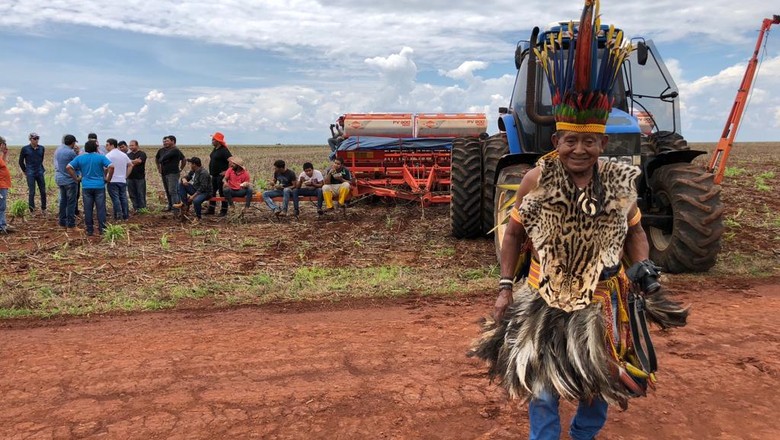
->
xmin=708 ymin=15 xmax=780 ymax=184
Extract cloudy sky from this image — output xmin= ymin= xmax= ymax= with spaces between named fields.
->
xmin=1 ymin=0 xmax=778 ymax=146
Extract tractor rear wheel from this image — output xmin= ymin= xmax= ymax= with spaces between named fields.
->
xmin=644 ymin=131 xmax=689 ymax=154
xmin=481 ymin=134 xmax=509 ymax=235
xmin=646 ymin=163 xmax=724 ymax=273
xmin=451 ymin=138 xmax=483 ymax=238
xmin=493 ymin=163 xmax=532 ymax=264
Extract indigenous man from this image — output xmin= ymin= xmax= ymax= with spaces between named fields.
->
xmin=470 ymin=2 xmax=687 ymax=439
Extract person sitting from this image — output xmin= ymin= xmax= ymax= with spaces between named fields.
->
xmin=173 ymin=157 xmax=212 ymax=221
xmin=262 ymin=159 xmax=297 ymax=217
xmin=223 ymin=156 xmax=253 ymax=211
xmin=292 ymin=162 xmax=324 ymax=218
xmin=323 ymin=157 xmax=351 ymax=213
xmin=327 ymin=115 xmax=345 ymax=161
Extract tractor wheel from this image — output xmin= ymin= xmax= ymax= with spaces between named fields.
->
xmin=451 ymin=138 xmax=483 ymax=238
xmin=481 ymin=134 xmax=509 ymax=235
xmin=644 ymin=131 xmax=689 ymax=154
xmin=646 ymin=163 xmax=724 ymax=273
xmin=493 ymin=163 xmax=532 ymax=263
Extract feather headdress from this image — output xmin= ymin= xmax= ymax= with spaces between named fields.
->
xmin=534 ymin=0 xmax=633 ymax=133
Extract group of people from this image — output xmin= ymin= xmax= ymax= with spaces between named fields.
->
xmin=0 ymin=130 xmax=355 ymax=236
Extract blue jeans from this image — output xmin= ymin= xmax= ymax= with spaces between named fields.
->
xmin=262 ymin=188 xmax=292 ymax=212
xmin=26 ymin=172 xmax=47 ymax=211
xmin=58 ymin=183 xmax=78 ymax=227
xmin=108 ymin=182 xmax=129 ymax=220
xmin=127 ymin=178 xmax=147 ymax=211
xmin=82 ymin=187 xmax=107 ymax=235
xmin=528 ymin=389 xmax=608 ymax=440
xmin=177 ymin=183 xmax=210 ymax=218
xmin=224 ymin=187 xmax=253 ymax=207
xmin=292 ymin=187 xmax=323 ymax=212
xmin=0 ymin=188 xmax=8 ymax=230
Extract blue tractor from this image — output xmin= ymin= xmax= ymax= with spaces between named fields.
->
xmin=449 ymin=23 xmax=724 ymax=273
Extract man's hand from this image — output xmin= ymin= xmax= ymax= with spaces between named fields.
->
xmin=492 ymin=288 xmax=514 ymax=322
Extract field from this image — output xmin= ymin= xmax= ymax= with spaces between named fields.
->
xmin=0 ymin=142 xmax=778 ymax=439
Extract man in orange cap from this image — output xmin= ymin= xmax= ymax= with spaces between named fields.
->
xmin=207 ymin=131 xmax=232 ymax=216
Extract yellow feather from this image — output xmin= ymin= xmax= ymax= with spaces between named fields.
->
xmin=497 ymin=183 xmax=521 ymax=191
xmin=500 ymin=195 xmax=517 ymax=211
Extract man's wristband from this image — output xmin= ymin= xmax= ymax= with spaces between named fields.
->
xmin=499 ymin=278 xmax=514 ymax=291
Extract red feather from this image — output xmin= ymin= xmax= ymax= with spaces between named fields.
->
xmin=574 ymin=0 xmax=595 ymax=92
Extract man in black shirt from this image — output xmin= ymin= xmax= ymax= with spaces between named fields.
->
xmin=262 ymin=159 xmax=296 ymax=216
xmin=206 ymin=132 xmax=232 ymax=216
xmin=155 ymin=135 xmax=186 ymax=212
xmin=126 ymin=140 xmax=147 ymax=213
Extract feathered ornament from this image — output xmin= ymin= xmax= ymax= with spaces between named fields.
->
xmin=536 ymin=0 xmax=634 ymax=133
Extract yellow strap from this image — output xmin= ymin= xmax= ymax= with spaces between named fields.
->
xmin=628 ymin=208 xmax=642 ymax=227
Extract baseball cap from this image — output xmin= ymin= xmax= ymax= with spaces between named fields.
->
xmin=29 ymin=132 xmax=40 ymax=139
xmin=187 ymin=157 xmax=202 ymax=166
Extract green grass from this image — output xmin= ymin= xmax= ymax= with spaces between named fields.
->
xmin=160 ymin=233 xmax=170 ymax=250
xmin=723 ymin=167 xmax=747 ymax=178
xmin=9 ymin=200 xmax=29 ymax=217
xmin=103 ymin=224 xmax=129 ymax=246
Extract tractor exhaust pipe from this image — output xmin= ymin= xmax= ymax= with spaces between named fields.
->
xmin=526 ymin=27 xmax=556 ymax=126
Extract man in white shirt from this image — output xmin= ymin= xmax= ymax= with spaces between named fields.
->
xmin=292 ymin=162 xmax=324 ymax=217
xmin=105 ymin=138 xmax=133 ymax=220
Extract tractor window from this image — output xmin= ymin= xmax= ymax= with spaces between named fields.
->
xmin=625 ymin=39 xmax=682 ymax=135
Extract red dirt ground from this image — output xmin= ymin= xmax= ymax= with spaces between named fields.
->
xmin=1 ymin=277 xmax=778 ymax=440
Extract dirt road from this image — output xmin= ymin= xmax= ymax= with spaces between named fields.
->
xmin=1 ymin=279 xmax=778 ymax=440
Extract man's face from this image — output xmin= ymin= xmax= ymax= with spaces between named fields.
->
xmin=129 ymin=141 xmax=139 ymax=152
xmin=553 ymin=131 xmax=606 ymax=174
xmin=163 ymin=138 xmax=173 ymax=148
xmin=274 ymin=165 xmax=285 ymax=174
xmin=189 ymin=162 xmax=198 ymax=172
xmin=304 ymin=168 xmax=314 ymax=177
xmin=332 ymin=160 xmax=343 ymax=171
xmin=29 ymin=136 xmax=40 ymax=146
xmin=105 ymin=141 xmax=113 ymax=151
xmin=212 ymin=139 xmax=221 ymax=148
xmin=119 ymin=144 xmax=128 ymax=153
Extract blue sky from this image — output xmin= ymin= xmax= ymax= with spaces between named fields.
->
xmin=1 ymin=0 xmax=778 ymax=146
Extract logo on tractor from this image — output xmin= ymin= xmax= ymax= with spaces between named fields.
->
xmin=424 ymin=121 xmax=440 ymax=128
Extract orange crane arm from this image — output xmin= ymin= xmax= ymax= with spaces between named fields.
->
xmin=708 ymin=15 xmax=780 ymax=184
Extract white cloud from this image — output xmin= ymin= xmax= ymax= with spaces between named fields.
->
xmin=145 ymin=90 xmax=166 ymax=103
xmin=441 ymin=61 xmax=489 ymax=81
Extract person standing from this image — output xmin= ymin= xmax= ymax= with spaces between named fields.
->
xmin=155 ymin=135 xmax=185 ymax=212
xmin=126 ymin=140 xmax=147 ymax=213
xmin=469 ymin=3 xmax=687 ymax=439
xmin=19 ymin=132 xmax=47 ymax=214
xmin=66 ymin=140 xmax=114 ymax=236
xmin=207 ymin=132 xmax=232 ymax=216
xmin=105 ymin=138 xmax=133 ymax=221
xmin=327 ymin=115 xmax=346 ymax=161
xmin=53 ymin=134 xmax=80 ymax=229
xmin=0 ymin=136 xmax=13 ymax=234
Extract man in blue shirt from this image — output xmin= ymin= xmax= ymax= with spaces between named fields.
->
xmin=53 ymin=135 xmax=79 ymax=229
xmin=18 ymin=132 xmax=47 ymax=214
xmin=66 ymin=140 xmax=114 ymax=236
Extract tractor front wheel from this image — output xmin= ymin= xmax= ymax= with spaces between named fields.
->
xmin=481 ymin=134 xmax=509 ymax=235
xmin=493 ymin=163 xmax=532 ymax=270
xmin=450 ymin=138 xmax=483 ymax=238
xmin=646 ymin=163 xmax=724 ymax=273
